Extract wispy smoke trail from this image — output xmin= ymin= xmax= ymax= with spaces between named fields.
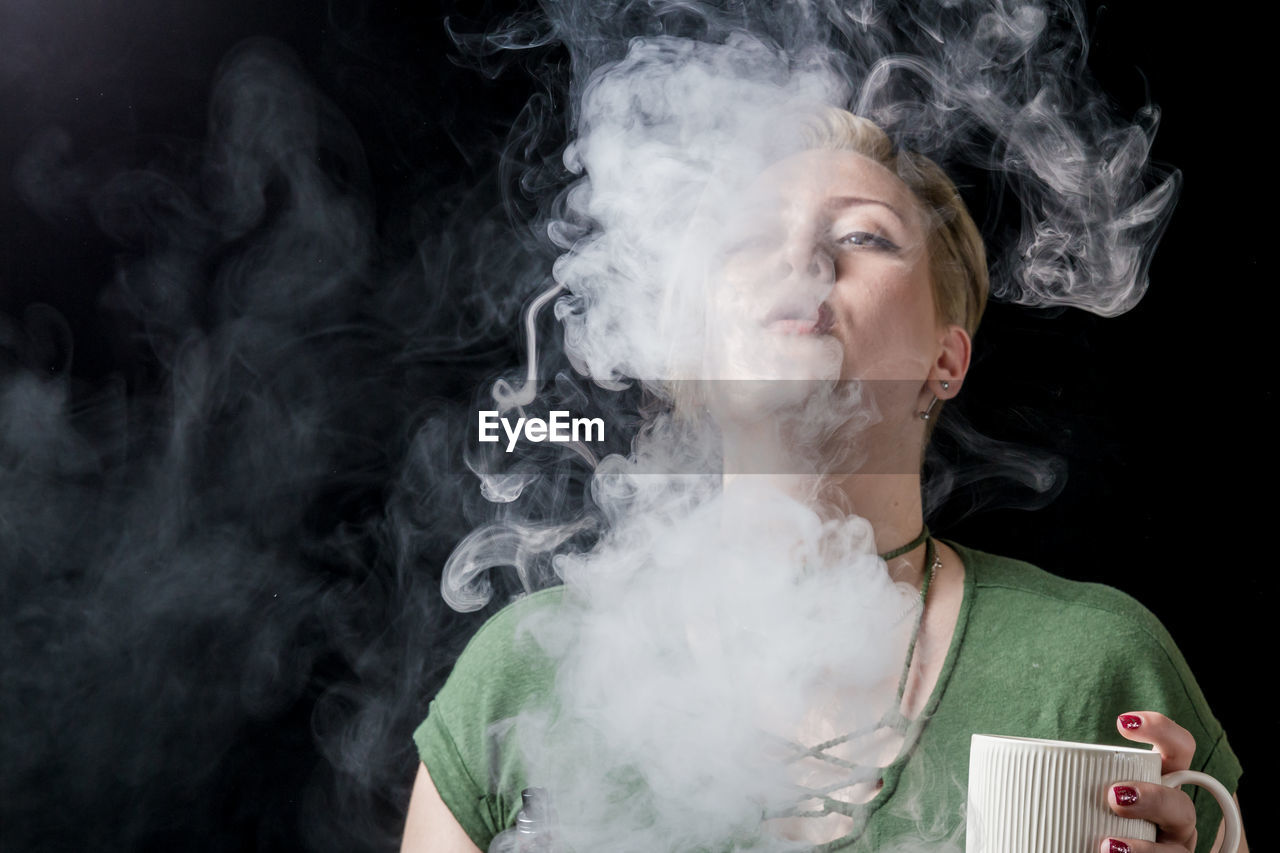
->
xmin=1 ymin=33 xmax=533 ymax=853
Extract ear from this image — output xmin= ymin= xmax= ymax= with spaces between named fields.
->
xmin=932 ymin=324 xmax=971 ymax=398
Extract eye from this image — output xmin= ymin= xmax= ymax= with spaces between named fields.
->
xmin=836 ymin=231 xmax=899 ymax=251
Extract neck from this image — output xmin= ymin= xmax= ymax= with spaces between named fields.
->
xmin=720 ymin=419 xmax=930 ymax=588
xmin=823 ymin=471 xmax=928 ymax=586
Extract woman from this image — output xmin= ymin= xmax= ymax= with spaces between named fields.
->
xmin=400 ymin=111 xmax=1248 ymax=852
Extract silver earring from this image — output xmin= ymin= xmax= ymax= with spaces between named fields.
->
xmin=921 ymin=380 xmax=951 ymax=420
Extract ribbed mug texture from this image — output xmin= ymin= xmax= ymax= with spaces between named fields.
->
xmin=966 ymin=735 xmax=1158 ymax=853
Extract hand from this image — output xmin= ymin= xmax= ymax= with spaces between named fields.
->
xmin=1101 ymin=711 xmax=1198 ymax=853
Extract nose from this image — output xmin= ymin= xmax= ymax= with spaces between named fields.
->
xmin=776 ymin=243 xmax=834 ymax=286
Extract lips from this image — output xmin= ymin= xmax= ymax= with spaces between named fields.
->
xmin=762 ymin=300 xmax=834 ymax=336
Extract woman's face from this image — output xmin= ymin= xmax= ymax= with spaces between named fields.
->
xmin=713 ymin=149 xmax=945 ymax=392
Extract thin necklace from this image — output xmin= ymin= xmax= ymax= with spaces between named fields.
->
xmin=876 ymin=525 xmax=929 ymax=562
xmin=877 ymin=524 xmax=939 ymax=706
xmin=892 ymin=533 xmax=939 ymax=708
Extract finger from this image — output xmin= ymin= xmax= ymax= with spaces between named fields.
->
xmin=1099 ymin=837 xmax=1196 ymax=853
xmin=1108 ymin=782 xmax=1197 ymax=849
xmin=1115 ymin=712 xmax=1196 ymax=773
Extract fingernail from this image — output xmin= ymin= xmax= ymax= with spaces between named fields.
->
xmin=1107 ymin=840 xmax=1131 ymax=853
xmin=1118 ymin=714 xmax=1142 ymax=730
xmin=1113 ymin=785 xmax=1139 ymax=806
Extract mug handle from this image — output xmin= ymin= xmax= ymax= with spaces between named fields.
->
xmin=1160 ymin=770 xmax=1241 ymax=853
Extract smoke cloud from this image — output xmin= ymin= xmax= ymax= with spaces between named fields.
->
xmin=0 ymin=0 xmax=1180 ymax=850
xmin=1 ymin=29 xmax=532 ymax=853
xmin=439 ymin=0 xmax=1179 ymax=849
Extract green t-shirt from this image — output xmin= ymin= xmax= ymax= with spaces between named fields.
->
xmin=414 ymin=542 xmax=1242 ymax=852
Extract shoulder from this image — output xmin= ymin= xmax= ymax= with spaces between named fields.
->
xmin=947 ymin=540 xmax=1226 ymax=743
xmin=438 ymin=585 xmax=568 ymax=715
xmin=950 ymin=540 xmax=1173 ymax=643
xmin=455 ymin=585 xmax=569 ymax=663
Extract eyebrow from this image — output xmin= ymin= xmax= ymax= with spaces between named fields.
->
xmin=824 ymin=196 xmax=906 ymax=226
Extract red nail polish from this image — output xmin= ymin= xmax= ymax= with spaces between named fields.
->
xmin=1107 ymin=840 xmax=1131 ymax=853
xmin=1113 ymin=785 xmax=1138 ymax=806
xmin=1118 ymin=714 xmax=1142 ymax=730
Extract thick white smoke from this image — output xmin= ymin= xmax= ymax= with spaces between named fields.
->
xmin=552 ymin=34 xmax=844 ymax=384
xmin=516 ymin=486 xmax=922 ymax=850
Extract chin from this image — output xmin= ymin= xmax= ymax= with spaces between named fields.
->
xmin=763 ymin=334 xmax=844 ymax=383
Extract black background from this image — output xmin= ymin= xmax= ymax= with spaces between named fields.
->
xmin=1 ymin=1 xmax=1270 ymax=849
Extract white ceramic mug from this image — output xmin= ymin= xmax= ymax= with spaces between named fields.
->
xmin=966 ymin=734 xmax=1241 ymax=853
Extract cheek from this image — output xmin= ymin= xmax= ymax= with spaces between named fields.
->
xmin=837 ymin=269 xmax=938 ymax=377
